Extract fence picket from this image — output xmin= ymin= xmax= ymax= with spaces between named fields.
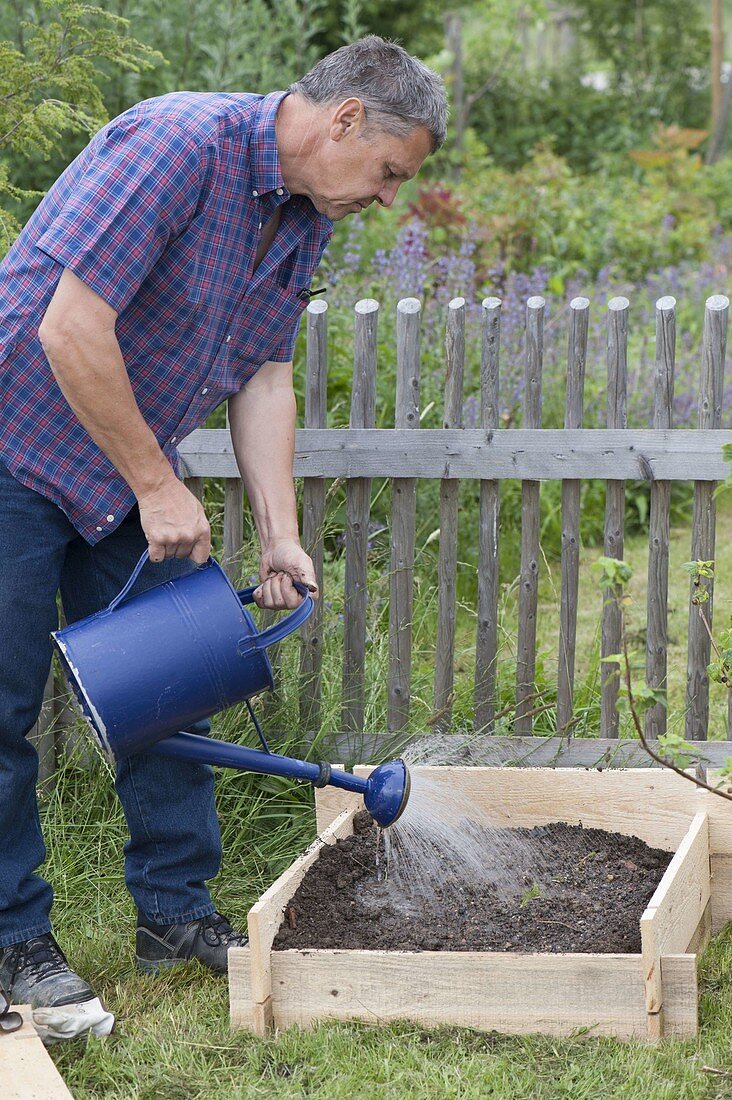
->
xmin=557 ymin=297 xmax=589 ymax=735
xmin=223 ymin=479 xmax=244 ymax=585
xmin=515 ymin=296 xmax=544 ymax=734
xmin=686 ymin=294 xmax=729 ymax=740
xmin=601 ymin=296 xmax=629 ymax=738
xmin=475 ymin=297 xmax=501 ymax=733
xmin=185 ymin=477 xmax=205 ymax=504
xmin=645 ymin=296 xmax=676 ymax=739
xmin=342 ymin=299 xmax=378 ymax=734
xmin=434 ymin=298 xmax=465 ymax=730
xmin=300 ymin=300 xmax=328 ymax=733
xmin=388 ymin=298 xmax=421 ymax=733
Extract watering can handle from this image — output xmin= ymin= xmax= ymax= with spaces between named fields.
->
xmin=236 ymin=580 xmax=313 ymax=652
xmin=108 ymin=550 xmax=152 ymax=612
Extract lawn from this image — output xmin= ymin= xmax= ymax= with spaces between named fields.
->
xmin=43 ymin=503 xmax=732 ymax=1099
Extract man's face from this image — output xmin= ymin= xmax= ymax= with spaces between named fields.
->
xmin=309 ymin=102 xmax=432 ymax=221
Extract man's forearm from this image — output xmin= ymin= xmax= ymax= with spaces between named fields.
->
xmin=227 ymin=362 xmax=300 ymax=550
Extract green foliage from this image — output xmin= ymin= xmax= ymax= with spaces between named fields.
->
xmin=657 ymin=730 xmax=698 ymax=767
xmin=455 ymin=140 xmax=723 ymax=284
xmin=593 ymin=556 xmax=634 ymax=590
xmin=519 ymin=881 xmax=542 ymax=907
xmin=0 ymin=0 xmax=160 ymax=254
xmin=458 ymin=0 xmax=709 ymax=172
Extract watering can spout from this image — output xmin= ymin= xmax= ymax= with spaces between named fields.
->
xmin=150 ymin=734 xmax=410 ymax=828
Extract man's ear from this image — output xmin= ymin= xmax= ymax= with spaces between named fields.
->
xmin=329 ymin=97 xmax=366 ymax=142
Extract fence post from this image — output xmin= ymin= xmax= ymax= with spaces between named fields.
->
xmin=557 ymin=296 xmax=589 ymax=735
xmin=686 ymin=294 xmax=729 ymax=740
xmin=475 ymin=297 xmax=501 ymax=734
xmin=388 ymin=298 xmax=421 ymax=733
xmin=601 ymin=296 xmax=629 ymax=738
xmin=515 ymin=296 xmax=544 ymax=735
xmin=434 ymin=297 xmax=465 ymax=731
xmin=300 ymin=300 xmax=328 ymax=733
xmin=342 ymin=299 xmax=378 ymax=735
xmin=645 ymin=296 xmax=676 ymax=739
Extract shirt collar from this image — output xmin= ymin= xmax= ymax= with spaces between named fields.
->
xmin=247 ymin=90 xmax=289 ymax=198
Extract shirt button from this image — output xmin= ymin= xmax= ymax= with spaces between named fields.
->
xmin=226 ymin=335 xmax=231 ymax=343
xmin=202 ymin=387 xmax=208 ymax=395
xmin=106 ymin=514 xmax=114 ymax=522
xmin=96 ymin=526 xmax=103 ymax=532
xmin=170 ymin=436 xmax=177 ymax=444
xmin=252 ymin=189 xmax=259 ymax=197
xmin=276 ymin=188 xmax=284 ymax=196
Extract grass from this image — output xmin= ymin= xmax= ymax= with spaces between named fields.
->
xmin=38 ymin=498 xmax=732 ymax=1097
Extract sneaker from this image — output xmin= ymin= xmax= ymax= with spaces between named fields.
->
xmin=136 ymin=910 xmax=248 ymax=975
xmin=0 ymin=933 xmax=114 ymax=1044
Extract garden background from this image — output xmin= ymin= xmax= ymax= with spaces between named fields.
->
xmin=4 ymin=2 xmax=732 ymax=1096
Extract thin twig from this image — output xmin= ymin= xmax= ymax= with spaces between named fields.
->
xmin=621 ymin=621 xmax=732 ymax=803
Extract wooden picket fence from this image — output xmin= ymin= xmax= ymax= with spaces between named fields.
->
xmin=33 ymin=291 xmax=732 ymax=776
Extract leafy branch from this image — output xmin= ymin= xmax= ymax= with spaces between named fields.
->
xmin=595 ymin=556 xmax=732 ymax=802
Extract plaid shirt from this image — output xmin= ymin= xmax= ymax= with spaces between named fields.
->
xmin=0 ymin=90 xmax=332 ymax=543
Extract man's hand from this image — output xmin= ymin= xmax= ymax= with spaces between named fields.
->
xmin=137 ymin=478 xmax=211 ymax=564
xmin=255 ymin=538 xmax=318 ymax=609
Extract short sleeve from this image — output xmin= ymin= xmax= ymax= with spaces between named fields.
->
xmin=267 ymin=316 xmax=301 ymax=364
xmin=36 ymin=118 xmax=204 ymax=314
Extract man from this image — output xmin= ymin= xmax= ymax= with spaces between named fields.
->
xmin=0 ymin=35 xmax=447 ymax=1041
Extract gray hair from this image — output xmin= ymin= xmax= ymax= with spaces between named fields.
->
xmin=290 ymin=35 xmax=448 ymax=152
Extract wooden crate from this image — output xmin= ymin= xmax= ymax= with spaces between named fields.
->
xmin=229 ymin=767 xmax=731 ymax=1041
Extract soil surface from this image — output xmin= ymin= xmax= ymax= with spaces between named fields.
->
xmin=273 ymin=814 xmax=673 ymax=954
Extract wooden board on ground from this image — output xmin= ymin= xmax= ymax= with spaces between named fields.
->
xmin=0 ymin=1006 xmax=73 ymax=1100
xmin=231 ymin=768 xmax=724 ymax=1042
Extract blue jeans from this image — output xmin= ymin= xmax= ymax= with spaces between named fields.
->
xmin=0 ymin=459 xmax=221 ymax=947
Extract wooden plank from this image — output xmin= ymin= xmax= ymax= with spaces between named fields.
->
xmin=314 ymin=767 xmax=361 ymax=834
xmin=178 ymin=426 xmax=732 ymax=481
xmin=710 ymin=854 xmax=732 ymax=930
xmin=659 ymin=954 xmax=699 ymax=1038
xmin=241 ymin=806 xmax=356 ymax=1034
xmin=342 ymin=299 xmax=377 ymax=734
xmin=557 ymin=297 xmax=589 ymax=734
xmin=602 ymin=296 xmax=629 ymax=738
xmin=223 ymin=478 xmax=244 ymax=585
xmin=640 ymin=812 xmax=709 ymax=1031
xmin=645 ymin=296 xmax=676 ymax=739
xmin=516 ymin=296 xmax=544 ymax=734
xmin=686 ymin=295 xmax=729 ymax=741
xmin=300 ymin=300 xmax=328 ymax=733
xmin=185 ymin=475 xmax=205 ymax=504
xmin=270 ymin=950 xmax=648 ymax=1039
xmin=434 ymin=297 xmax=465 ymax=730
xmin=686 ymin=898 xmax=712 ymax=955
xmin=0 ymin=1006 xmax=73 ymax=1099
xmin=313 ymin=729 xmax=732 ymax=774
xmin=388 ymin=298 xmax=420 ymax=732
xmin=475 ymin=297 xmax=501 ymax=733
xmin=352 ymin=765 xmax=700 ymax=850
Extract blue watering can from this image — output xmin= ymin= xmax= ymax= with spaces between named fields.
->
xmin=51 ymin=550 xmax=410 ymax=828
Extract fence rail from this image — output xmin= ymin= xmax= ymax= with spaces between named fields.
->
xmin=33 ymin=292 xmax=732 ymax=773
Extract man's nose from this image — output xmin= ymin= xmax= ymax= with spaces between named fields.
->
xmin=376 ymin=180 xmax=401 ymax=208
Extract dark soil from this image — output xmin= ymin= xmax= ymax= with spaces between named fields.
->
xmin=273 ymin=813 xmax=673 ymax=954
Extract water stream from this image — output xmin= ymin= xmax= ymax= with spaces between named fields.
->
xmin=359 ymin=733 xmax=562 ymax=912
